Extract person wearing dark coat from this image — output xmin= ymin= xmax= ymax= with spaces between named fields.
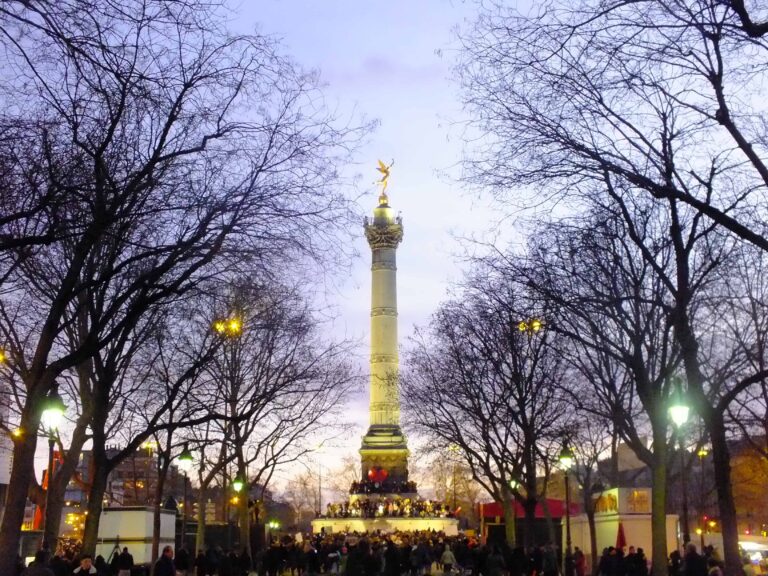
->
xmin=175 ymin=546 xmax=191 ymax=576
xmin=154 ymin=546 xmax=176 ymax=576
xmin=384 ymin=541 xmax=401 ymax=576
xmin=22 ymin=551 xmax=54 ymax=576
xmin=683 ymin=544 xmax=708 ymax=576
xmin=194 ymin=551 xmax=208 ymax=576
xmin=484 ymin=546 xmax=506 ymax=576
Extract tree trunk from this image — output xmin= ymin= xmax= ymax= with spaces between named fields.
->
xmin=501 ymin=493 xmax=517 ymax=546
xmin=240 ymin=495 xmax=251 ymax=558
xmin=540 ymin=497 xmax=557 ymax=552
xmin=650 ymin=431 xmax=668 ymax=576
xmin=707 ymin=411 xmax=740 ymax=576
xmin=523 ymin=497 xmax=537 ymax=549
xmin=195 ymin=486 xmax=207 ymax=553
xmin=82 ymin=466 xmax=110 ymax=555
xmin=0 ymin=425 xmax=39 ymax=575
xmin=151 ymin=468 xmax=168 ymax=571
xmin=586 ymin=510 xmax=598 ymax=576
xmin=44 ymin=419 xmax=89 ymax=552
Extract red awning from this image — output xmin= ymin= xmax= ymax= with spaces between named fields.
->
xmin=479 ymin=498 xmax=580 ymax=519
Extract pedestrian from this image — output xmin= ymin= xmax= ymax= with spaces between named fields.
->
xmin=573 ymin=548 xmax=586 ymax=576
xmin=154 ymin=546 xmax=176 ymax=576
xmin=707 ymin=558 xmax=723 ymax=576
xmin=441 ymin=545 xmax=457 ymax=575
xmin=195 ymin=550 xmax=208 ymax=576
xmin=176 ymin=545 xmax=192 ymax=576
xmin=116 ymin=547 xmax=134 ymax=576
xmin=683 ymin=544 xmax=708 ymax=576
xmin=72 ymin=555 xmax=98 ymax=575
xmin=22 ymin=551 xmax=54 ymax=576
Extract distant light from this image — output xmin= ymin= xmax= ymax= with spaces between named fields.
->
xmin=559 ymin=444 xmax=575 ymax=470
xmin=177 ymin=443 xmax=194 ymax=473
xmin=41 ymin=390 xmax=66 ymax=431
xmin=669 ymin=404 xmax=690 ymax=428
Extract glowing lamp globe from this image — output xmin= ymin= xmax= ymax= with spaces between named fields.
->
xmin=232 ymin=476 xmax=245 ymax=493
xmin=669 ymin=403 xmax=690 ymax=428
xmin=177 ymin=444 xmax=194 ymax=473
xmin=41 ymin=391 xmax=66 ymax=431
xmin=559 ymin=444 xmax=575 ymax=471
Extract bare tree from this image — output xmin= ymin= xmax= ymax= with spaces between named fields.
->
xmin=203 ymin=281 xmax=358 ymax=561
xmin=403 ymin=266 xmax=571 ymax=547
xmin=0 ymin=0 xmax=364 ymax=567
xmin=458 ymin=4 xmax=768 ymax=571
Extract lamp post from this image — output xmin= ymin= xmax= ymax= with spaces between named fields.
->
xmin=141 ymin=439 xmax=158 ymax=504
xmin=510 ymin=478 xmax=519 ymax=547
xmin=232 ymin=473 xmax=245 ymax=549
xmin=669 ymin=383 xmax=691 ymax=545
xmin=177 ymin=443 xmax=194 ymax=550
xmin=559 ymin=443 xmax=575 ymax=576
xmin=41 ymin=389 xmax=66 ymax=551
xmin=448 ymin=444 xmax=460 ymax=511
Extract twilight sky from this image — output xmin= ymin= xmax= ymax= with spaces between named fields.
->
xmin=233 ymin=1 xmax=508 ymax=456
xmin=228 ymin=1 xmax=538 ymax=494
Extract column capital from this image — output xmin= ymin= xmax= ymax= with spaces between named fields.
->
xmin=364 ymin=222 xmax=403 ymax=249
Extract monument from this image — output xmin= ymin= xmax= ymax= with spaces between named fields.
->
xmin=311 ymin=162 xmax=458 ymax=535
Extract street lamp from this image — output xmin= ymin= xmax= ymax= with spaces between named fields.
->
xmin=669 ymin=382 xmax=690 ymax=545
xmin=41 ymin=388 xmax=66 ymax=551
xmin=559 ymin=443 xmax=575 ymax=576
xmin=518 ymin=317 xmax=544 ymax=334
xmin=141 ymin=439 xmax=158 ymax=504
xmin=448 ymin=444 xmax=460 ymax=511
xmin=232 ymin=475 xmax=245 ymax=494
xmin=177 ymin=443 xmax=194 ymax=550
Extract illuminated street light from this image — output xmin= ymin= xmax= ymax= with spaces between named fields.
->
xmin=559 ymin=443 xmax=574 ymax=576
xmin=177 ymin=443 xmax=194 ymax=549
xmin=232 ymin=475 xmax=245 ymax=493
xmin=518 ymin=317 xmax=544 ymax=334
xmin=213 ymin=315 xmax=243 ymax=338
xmin=41 ymin=390 xmax=66 ymax=431
xmin=668 ymin=378 xmax=690 ymax=544
xmin=41 ymin=388 xmax=67 ymax=551
xmin=177 ymin=444 xmax=194 ymax=473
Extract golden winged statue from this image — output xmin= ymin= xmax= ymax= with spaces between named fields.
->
xmin=376 ymin=159 xmax=394 ymax=193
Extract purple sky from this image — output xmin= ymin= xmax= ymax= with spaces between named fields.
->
xmin=234 ymin=0 xmax=504 ymax=459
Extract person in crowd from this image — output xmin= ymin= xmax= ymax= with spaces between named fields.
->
xmin=175 ymin=545 xmax=192 ymax=576
xmin=441 ymin=544 xmax=457 ymax=575
xmin=573 ymin=547 xmax=586 ymax=576
xmin=669 ymin=550 xmax=683 ymax=576
xmin=683 ymin=543 xmax=708 ymax=576
xmin=194 ymin=550 xmax=208 ymax=576
xmin=542 ymin=544 xmax=558 ymax=576
xmin=154 ymin=546 xmax=176 ymax=576
xmin=72 ymin=555 xmax=98 ymax=575
xmin=707 ymin=557 xmax=723 ymax=576
xmin=743 ymin=555 xmax=757 ymax=576
xmin=116 ymin=547 xmax=133 ymax=576
xmin=49 ymin=551 xmax=71 ymax=576
xmin=93 ymin=556 xmax=109 ymax=576
xmin=483 ymin=545 xmax=506 ymax=576
xmin=22 ymin=551 xmax=54 ymax=576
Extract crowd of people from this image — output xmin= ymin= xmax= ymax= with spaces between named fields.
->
xmin=14 ymin=530 xmax=750 ymax=576
xmin=321 ymin=498 xmax=455 ymax=519
xmin=15 ymin=544 xmax=198 ymax=576
xmin=349 ymin=481 xmax=418 ymax=495
xmin=256 ymin=532 xmax=591 ymax=576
